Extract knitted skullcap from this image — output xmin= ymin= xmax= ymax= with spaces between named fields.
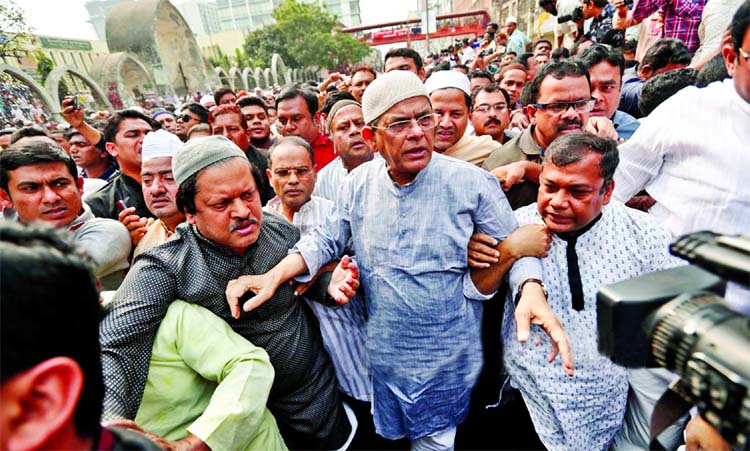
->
xmin=327 ymin=99 xmax=361 ymax=133
xmin=361 ymin=70 xmax=428 ymax=124
xmin=172 ymin=135 xmax=247 ymax=187
xmin=142 ymin=129 xmax=182 ymax=163
xmin=424 ymin=70 xmax=471 ymax=96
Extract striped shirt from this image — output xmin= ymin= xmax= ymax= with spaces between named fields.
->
xmin=264 ymin=196 xmax=372 ymax=401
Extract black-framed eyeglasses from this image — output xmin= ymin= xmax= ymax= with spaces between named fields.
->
xmin=370 ymin=113 xmax=439 ymax=134
xmin=530 ymin=98 xmax=596 ymax=114
xmin=178 ymin=113 xmax=197 ymax=123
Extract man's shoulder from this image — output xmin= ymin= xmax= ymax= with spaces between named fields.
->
xmin=482 ymin=134 xmax=525 ymax=170
xmin=514 ymin=202 xmax=542 ymax=224
xmin=432 ymin=153 xmax=496 ymax=184
xmin=606 ymin=202 xmax=673 ymax=242
xmin=76 ymin=216 xmax=129 ymax=241
xmin=260 ymin=210 xmax=300 ymax=245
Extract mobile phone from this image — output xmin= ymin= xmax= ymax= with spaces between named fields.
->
xmin=71 ymin=94 xmax=84 ymax=110
xmin=116 ymin=200 xmax=128 ymax=212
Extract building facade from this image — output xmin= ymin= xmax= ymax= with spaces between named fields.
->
xmin=175 ymin=0 xmax=223 ymax=36
xmin=215 ymin=0 xmax=361 ymax=33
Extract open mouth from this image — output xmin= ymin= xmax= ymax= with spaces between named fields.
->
xmin=42 ymin=207 xmax=67 ymax=219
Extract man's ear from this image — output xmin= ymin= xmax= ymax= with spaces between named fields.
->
xmin=0 ymin=188 xmax=12 ymax=207
xmin=526 ymin=104 xmax=538 ymax=126
xmin=602 ymin=179 xmax=615 ymax=205
xmin=76 ymin=177 xmax=85 ymax=192
xmin=722 ymin=44 xmax=737 ymax=77
xmin=639 ymin=64 xmax=654 ymax=80
xmin=3 ymin=357 xmax=84 ymax=450
xmin=186 ymin=212 xmax=196 ymax=225
xmin=361 ymin=126 xmax=376 ymax=148
xmin=104 ymin=141 xmax=118 ymax=159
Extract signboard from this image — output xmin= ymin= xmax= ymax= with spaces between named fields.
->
xmin=39 ymin=36 xmax=92 ymax=51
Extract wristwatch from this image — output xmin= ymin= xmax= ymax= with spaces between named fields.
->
xmin=514 ymin=278 xmax=548 ymax=305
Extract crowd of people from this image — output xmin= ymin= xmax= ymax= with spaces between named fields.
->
xmin=1 ymin=0 xmax=748 ymax=449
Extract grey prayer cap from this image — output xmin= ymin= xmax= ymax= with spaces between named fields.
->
xmin=361 ymin=70 xmax=428 ymax=125
xmin=172 ymin=135 xmax=248 ymax=186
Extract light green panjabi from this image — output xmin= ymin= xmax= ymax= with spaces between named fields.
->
xmin=134 ymin=300 xmax=288 ymax=451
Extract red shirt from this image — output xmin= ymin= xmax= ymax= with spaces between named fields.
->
xmin=311 ymin=133 xmax=336 ymax=172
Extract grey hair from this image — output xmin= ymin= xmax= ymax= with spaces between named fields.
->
xmin=543 ymin=132 xmax=619 ymax=193
xmin=267 ymin=136 xmax=315 ymax=168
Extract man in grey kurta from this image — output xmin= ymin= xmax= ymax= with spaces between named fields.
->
xmin=99 ymin=136 xmax=351 ymax=450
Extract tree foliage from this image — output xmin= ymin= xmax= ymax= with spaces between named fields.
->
xmin=0 ymin=0 xmax=32 ymax=61
xmin=243 ymin=0 xmax=370 ymax=69
xmin=34 ymin=49 xmax=54 ymax=85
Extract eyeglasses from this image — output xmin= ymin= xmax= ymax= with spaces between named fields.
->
xmin=178 ymin=113 xmax=197 ymax=123
xmin=371 ymin=113 xmax=439 ymax=134
xmin=273 ymin=167 xmax=313 ymax=178
xmin=530 ymin=99 xmax=596 ymax=114
xmin=474 ymin=103 xmax=508 ymax=113
xmin=739 ymin=47 xmax=750 ymax=63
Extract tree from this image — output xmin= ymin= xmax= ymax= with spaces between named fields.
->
xmin=0 ymin=0 xmax=32 ymax=61
xmin=244 ymin=0 xmax=370 ymax=69
xmin=34 ymin=50 xmax=54 ymax=85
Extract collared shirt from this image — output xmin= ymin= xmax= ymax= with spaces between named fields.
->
xmin=612 ymin=110 xmax=640 ymax=140
xmin=264 ymin=196 xmax=372 ymax=402
xmin=314 ymin=156 xmax=347 ymax=201
xmin=506 ymin=29 xmax=531 ymax=56
xmin=85 ymin=172 xmax=153 ymax=220
xmin=292 ymin=153 xmax=542 ymax=440
xmin=443 ymin=131 xmax=502 ymax=167
xmin=100 ymin=214 xmax=351 ymax=449
xmin=135 ymin=301 xmax=287 ymax=451
xmin=81 ymin=163 xmax=119 ymax=181
xmin=312 ymin=133 xmax=337 ymax=173
xmin=503 ymin=202 xmax=683 ymax=451
xmin=619 ymin=76 xmax=645 ymax=118
xmin=67 ymin=204 xmax=131 ymax=290
xmin=613 ymin=79 xmax=750 ymax=311
xmin=588 ymin=3 xmax=626 ymax=47
xmin=632 ymin=0 xmax=706 ymax=53
xmin=482 ymin=126 xmax=545 ymax=210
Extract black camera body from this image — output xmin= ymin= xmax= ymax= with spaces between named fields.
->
xmin=597 ymin=232 xmax=750 ymax=449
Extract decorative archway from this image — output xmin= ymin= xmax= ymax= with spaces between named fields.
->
xmin=263 ymin=68 xmax=272 ymax=88
xmin=241 ymin=67 xmax=255 ymax=90
xmin=46 ymin=65 xmax=113 ymax=112
xmin=254 ymin=68 xmax=265 ymax=89
xmin=106 ymin=0 xmax=209 ymax=96
xmin=229 ymin=67 xmax=244 ymax=91
xmin=0 ymin=64 xmax=63 ymax=122
xmin=271 ymin=54 xmax=291 ymax=86
xmin=214 ymin=66 xmax=231 ymax=87
xmin=90 ymin=52 xmax=156 ymax=109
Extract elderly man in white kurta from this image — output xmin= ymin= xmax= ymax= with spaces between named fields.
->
xmin=501 ymin=132 xmax=683 ymax=451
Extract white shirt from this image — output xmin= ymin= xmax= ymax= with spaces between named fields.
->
xmin=613 ymin=79 xmax=750 ymax=310
xmin=460 ymin=46 xmax=476 ymax=65
xmin=314 ymin=156 xmax=347 ymax=202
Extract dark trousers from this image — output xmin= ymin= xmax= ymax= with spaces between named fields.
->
xmin=455 ymin=288 xmax=546 ymax=450
xmin=340 ymin=393 xmax=410 ymax=450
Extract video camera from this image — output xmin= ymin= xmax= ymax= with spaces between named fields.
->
xmin=557 ymin=6 xmax=583 ymax=23
xmin=597 ymin=231 xmax=750 ymax=449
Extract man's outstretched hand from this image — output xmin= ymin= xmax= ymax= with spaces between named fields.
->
xmin=516 ymin=282 xmax=575 ymax=376
xmin=225 ymin=272 xmax=282 ymax=319
xmin=327 ymin=255 xmax=360 ymax=305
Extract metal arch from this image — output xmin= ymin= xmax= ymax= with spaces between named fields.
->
xmin=214 ymin=66 xmax=231 ymax=88
xmin=271 ymin=53 xmax=291 ymax=86
xmin=241 ymin=67 xmax=255 ymax=90
xmin=228 ymin=66 xmax=244 ymax=91
xmin=263 ymin=68 xmax=271 ymax=88
xmin=253 ymin=67 xmax=265 ymax=89
xmin=0 ymin=64 xmax=64 ymax=122
xmin=45 ymin=64 xmax=114 ymax=112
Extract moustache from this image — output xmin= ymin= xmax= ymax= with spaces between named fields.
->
xmin=555 ymin=119 xmax=583 ymax=133
xmin=483 ymin=118 xmax=502 ymax=127
xmin=229 ymin=216 xmax=258 ymax=232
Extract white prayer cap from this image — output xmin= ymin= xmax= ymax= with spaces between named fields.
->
xmin=200 ymin=94 xmax=215 ymax=108
xmin=362 ymin=70 xmax=428 ymax=125
xmin=506 ymin=16 xmax=518 ymax=24
xmin=424 ymin=70 xmax=471 ymax=96
xmin=142 ymin=129 xmax=183 ymax=163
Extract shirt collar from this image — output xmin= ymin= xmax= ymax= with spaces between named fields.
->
xmin=557 ymin=212 xmax=604 ymax=242
xmin=519 ymin=126 xmax=546 ymax=158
